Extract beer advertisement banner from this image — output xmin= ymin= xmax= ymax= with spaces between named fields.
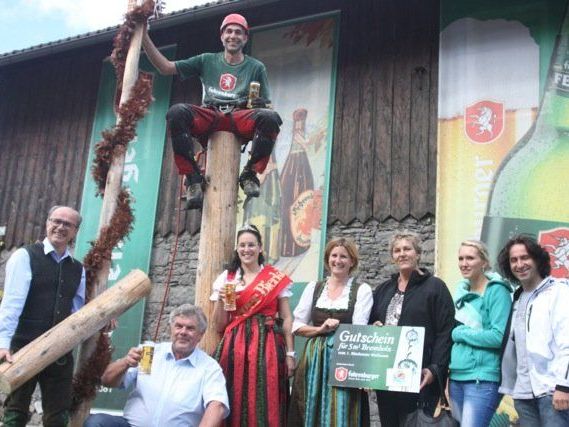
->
xmin=436 ymin=0 xmax=569 ymax=287
xmin=239 ymin=14 xmax=339 ymax=304
xmin=328 ymin=325 xmax=425 ymax=393
xmin=75 ymin=47 xmax=174 ymax=410
xmin=436 ymin=1 xmax=569 ymax=424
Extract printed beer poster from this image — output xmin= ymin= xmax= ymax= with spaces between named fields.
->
xmin=437 ymin=1 xmax=569 ymax=424
xmin=328 ymin=325 xmax=425 ymax=393
xmin=436 ymin=0 xmax=569 ymax=287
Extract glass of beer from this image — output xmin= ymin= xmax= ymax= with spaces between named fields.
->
xmin=247 ymin=81 xmax=261 ymax=109
xmin=224 ymin=281 xmax=237 ymax=311
xmin=139 ymin=341 xmax=155 ymax=375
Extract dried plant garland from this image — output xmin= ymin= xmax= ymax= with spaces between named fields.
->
xmin=70 ymin=332 xmax=112 ymax=413
xmin=71 ymin=0 xmax=156 ymax=412
xmin=91 ymin=74 xmax=154 ymax=194
xmin=82 ymin=189 xmax=134 ymax=299
xmin=91 ymin=0 xmax=155 ymax=195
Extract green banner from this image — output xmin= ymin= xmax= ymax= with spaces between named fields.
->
xmin=75 ymin=46 xmax=175 ymax=410
xmin=329 ymin=325 xmax=425 ymax=393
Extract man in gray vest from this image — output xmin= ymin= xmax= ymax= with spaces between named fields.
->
xmin=0 ymin=206 xmax=85 ymax=427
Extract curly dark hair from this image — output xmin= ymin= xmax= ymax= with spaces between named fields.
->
xmin=497 ymin=234 xmax=551 ymax=284
xmin=226 ymin=224 xmax=265 ymax=275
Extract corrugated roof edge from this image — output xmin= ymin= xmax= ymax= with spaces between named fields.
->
xmin=0 ymin=0 xmax=275 ymax=67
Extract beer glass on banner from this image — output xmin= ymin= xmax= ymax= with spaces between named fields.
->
xmin=436 ymin=18 xmax=539 ymax=285
xmin=482 ymin=8 xmax=569 ymax=275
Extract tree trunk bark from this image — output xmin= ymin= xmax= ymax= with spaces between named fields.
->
xmin=195 ymin=131 xmax=241 ymax=354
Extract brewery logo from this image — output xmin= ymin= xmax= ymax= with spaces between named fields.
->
xmin=334 ymin=367 xmax=349 ymax=382
xmin=538 ymin=227 xmax=569 ymax=278
xmin=289 ymin=190 xmax=317 ymax=248
xmin=464 ymin=100 xmax=504 ymax=144
xmin=219 ymin=73 xmax=237 ymax=91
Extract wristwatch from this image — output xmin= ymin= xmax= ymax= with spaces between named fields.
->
xmin=286 ymin=351 xmax=297 ymax=358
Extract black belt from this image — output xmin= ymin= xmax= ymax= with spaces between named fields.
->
xmin=203 ymin=104 xmax=241 ymax=136
xmin=206 ymin=103 xmax=240 ymax=113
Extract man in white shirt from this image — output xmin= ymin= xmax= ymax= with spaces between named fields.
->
xmin=84 ymin=304 xmax=229 ymax=427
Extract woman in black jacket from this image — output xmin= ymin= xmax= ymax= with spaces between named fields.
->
xmin=369 ymin=231 xmax=455 ymax=427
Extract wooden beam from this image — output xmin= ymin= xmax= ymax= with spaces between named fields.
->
xmin=0 ymin=270 xmax=151 ymax=394
xmin=195 ymin=131 xmax=241 ymax=354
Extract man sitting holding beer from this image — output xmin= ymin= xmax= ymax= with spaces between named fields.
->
xmin=84 ymin=304 xmax=229 ymax=427
xmin=142 ymin=13 xmax=282 ymax=209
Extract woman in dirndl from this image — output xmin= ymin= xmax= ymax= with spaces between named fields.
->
xmin=288 ymin=237 xmax=373 ymax=426
xmin=211 ymin=224 xmax=295 ymax=427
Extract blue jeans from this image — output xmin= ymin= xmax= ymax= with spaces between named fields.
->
xmin=449 ymin=380 xmax=501 ymax=427
xmin=514 ymin=395 xmax=569 ymax=427
xmin=83 ymin=413 xmax=130 ymax=427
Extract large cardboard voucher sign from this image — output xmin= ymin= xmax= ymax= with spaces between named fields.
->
xmin=329 ymin=325 xmax=425 ymax=393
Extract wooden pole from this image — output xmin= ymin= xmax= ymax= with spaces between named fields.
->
xmin=0 ymin=270 xmax=151 ymax=394
xmin=92 ymin=0 xmax=145 ymax=294
xmin=195 ymin=131 xmax=242 ymax=354
xmin=71 ymin=1 xmax=145 ymax=424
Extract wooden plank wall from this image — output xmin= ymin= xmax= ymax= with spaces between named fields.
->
xmin=0 ymin=0 xmax=439 ymax=248
xmin=329 ymin=0 xmax=439 ymax=224
xmin=0 ymin=46 xmax=108 ymax=249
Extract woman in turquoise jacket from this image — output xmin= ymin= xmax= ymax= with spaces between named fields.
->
xmin=449 ymin=240 xmax=512 ymax=427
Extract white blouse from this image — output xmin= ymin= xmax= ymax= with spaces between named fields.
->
xmin=291 ymin=278 xmax=373 ymax=333
xmin=209 ymin=268 xmax=293 ymax=301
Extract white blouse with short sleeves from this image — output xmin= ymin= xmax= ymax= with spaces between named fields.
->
xmin=291 ymin=277 xmax=372 ymax=333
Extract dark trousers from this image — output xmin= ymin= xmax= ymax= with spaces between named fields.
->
xmin=166 ymin=103 xmax=281 ymax=176
xmin=3 ymin=353 xmax=73 ymax=427
xmin=514 ymin=395 xmax=569 ymax=427
xmin=376 ymin=390 xmax=437 ymax=427
xmin=84 ymin=413 xmax=131 ymax=427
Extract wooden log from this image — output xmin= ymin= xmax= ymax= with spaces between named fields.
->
xmin=195 ymin=131 xmax=241 ymax=354
xmin=0 ymin=269 xmax=151 ymax=394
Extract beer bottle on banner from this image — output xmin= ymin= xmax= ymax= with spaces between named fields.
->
xmin=279 ymin=108 xmax=315 ymax=257
xmin=243 ymin=152 xmax=281 ymax=264
xmin=482 ymin=8 xmax=569 ymax=271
